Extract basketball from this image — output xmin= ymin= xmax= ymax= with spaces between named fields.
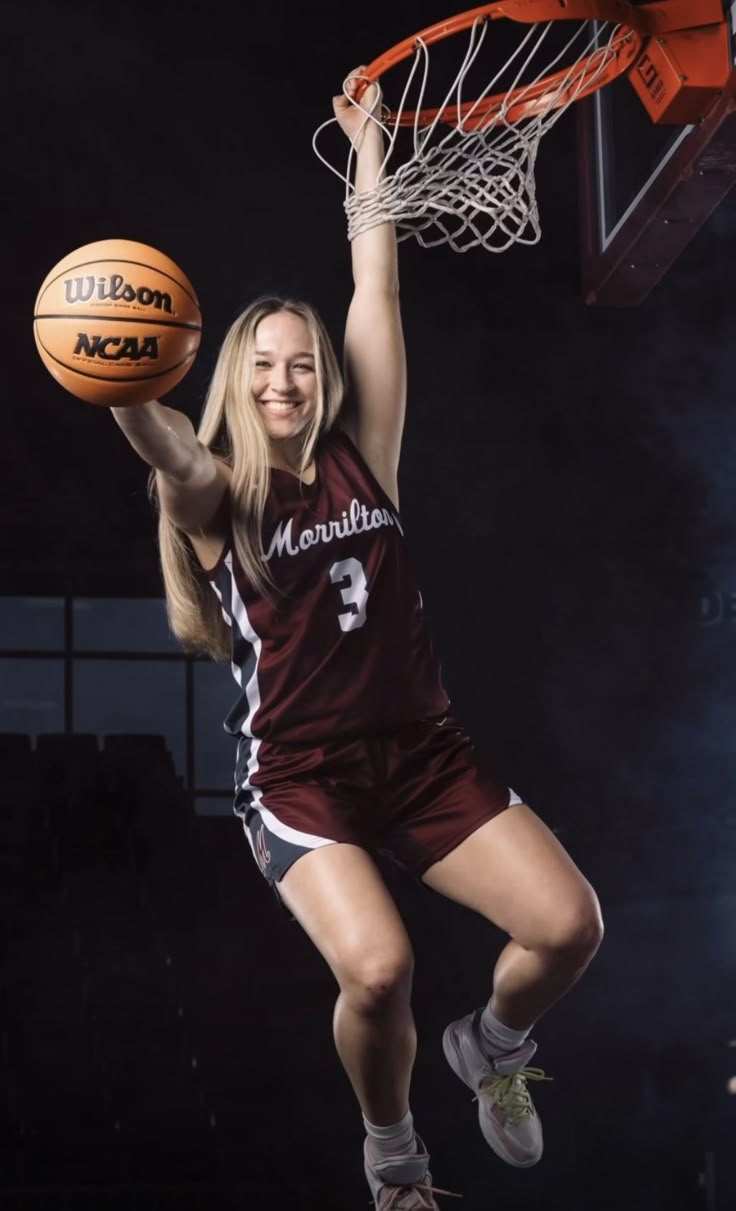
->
xmin=33 ymin=238 xmax=202 ymax=407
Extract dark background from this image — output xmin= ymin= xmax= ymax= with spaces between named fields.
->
xmin=3 ymin=1 xmax=736 ymax=1208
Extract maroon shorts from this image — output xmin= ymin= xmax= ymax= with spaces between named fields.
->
xmin=233 ymin=714 xmax=522 ymax=889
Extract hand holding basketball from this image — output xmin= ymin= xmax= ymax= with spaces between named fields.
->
xmin=33 ymin=238 xmax=202 ymax=408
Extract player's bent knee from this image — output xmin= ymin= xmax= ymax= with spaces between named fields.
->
xmin=337 ymin=948 xmax=415 ymax=1017
xmin=542 ymin=889 xmax=604 ymax=960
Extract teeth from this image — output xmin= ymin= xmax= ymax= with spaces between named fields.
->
xmin=264 ymin=402 xmax=298 ymax=412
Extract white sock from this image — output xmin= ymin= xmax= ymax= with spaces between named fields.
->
xmin=363 ymin=1107 xmax=417 ymax=1164
xmin=478 ymin=1004 xmax=532 ymax=1058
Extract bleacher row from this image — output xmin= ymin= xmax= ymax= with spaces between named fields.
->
xmin=0 ymin=732 xmax=326 ymax=1208
xmin=0 ymin=732 xmax=186 ymax=869
xmin=0 ymin=731 xmax=179 ymax=780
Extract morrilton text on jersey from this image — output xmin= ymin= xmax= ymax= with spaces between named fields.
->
xmin=265 ymin=498 xmax=403 ymax=562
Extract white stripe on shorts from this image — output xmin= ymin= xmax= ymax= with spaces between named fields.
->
xmin=257 ymin=803 xmax=335 ymax=851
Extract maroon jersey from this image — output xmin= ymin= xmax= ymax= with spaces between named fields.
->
xmin=207 ymin=428 xmax=449 ymax=746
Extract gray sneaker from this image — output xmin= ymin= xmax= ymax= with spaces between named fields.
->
xmin=363 ymin=1135 xmax=458 ymax=1209
xmin=443 ymin=1008 xmax=551 ymax=1168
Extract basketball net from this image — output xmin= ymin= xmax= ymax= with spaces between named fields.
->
xmin=312 ymin=12 xmax=633 ymax=253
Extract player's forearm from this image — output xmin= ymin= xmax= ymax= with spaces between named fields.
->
xmin=111 ymin=400 xmax=200 ymax=478
xmin=351 ymin=120 xmax=398 ymax=291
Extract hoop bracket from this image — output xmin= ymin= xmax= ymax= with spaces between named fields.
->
xmin=628 ymin=21 xmax=733 ymax=125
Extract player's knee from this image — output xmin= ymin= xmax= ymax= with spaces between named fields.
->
xmin=544 ymin=888 xmax=604 ymax=962
xmin=339 ymin=947 xmax=414 ymax=1017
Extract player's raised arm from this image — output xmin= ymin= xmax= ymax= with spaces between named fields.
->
xmin=111 ymin=401 xmax=230 ymax=536
xmin=335 ymin=67 xmax=406 ymax=507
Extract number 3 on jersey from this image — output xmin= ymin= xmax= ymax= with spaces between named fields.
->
xmin=330 ymin=557 xmax=369 ymax=631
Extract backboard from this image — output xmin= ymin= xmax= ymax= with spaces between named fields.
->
xmin=578 ymin=0 xmax=736 ymax=306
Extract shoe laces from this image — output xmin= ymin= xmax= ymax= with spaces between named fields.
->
xmin=475 ymin=1067 xmax=552 ymax=1125
xmin=377 ymin=1176 xmax=463 ymax=1209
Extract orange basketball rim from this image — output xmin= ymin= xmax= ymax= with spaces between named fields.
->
xmin=357 ymin=0 xmax=733 ymax=130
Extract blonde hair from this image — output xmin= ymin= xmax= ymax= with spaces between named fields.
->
xmin=152 ymin=296 xmax=344 ymax=661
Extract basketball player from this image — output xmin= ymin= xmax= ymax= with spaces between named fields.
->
xmin=112 ymin=68 xmax=603 ymax=1211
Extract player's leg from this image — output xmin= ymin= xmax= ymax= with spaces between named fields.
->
xmin=279 ymin=840 xmax=417 ymax=1128
xmin=278 ymin=841 xmax=444 ymax=1206
xmin=424 ymin=802 xmax=603 ymax=1168
xmin=382 ymin=717 xmax=603 ymax=1169
xmin=422 ymin=804 xmax=603 ymax=1027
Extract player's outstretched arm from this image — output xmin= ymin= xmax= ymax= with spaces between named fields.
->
xmin=335 ymin=66 xmax=406 ymax=507
xmin=112 ymin=402 xmax=229 ymax=536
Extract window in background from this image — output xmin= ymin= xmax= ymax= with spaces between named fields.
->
xmin=73 ymin=598 xmax=181 ymax=653
xmin=0 ymin=658 xmax=65 ymax=735
xmin=73 ymin=659 xmax=187 ymax=775
xmin=195 ymin=796 xmax=235 ymax=818
xmin=0 ymin=598 xmax=64 ymax=651
xmin=194 ymin=660 xmax=238 ymax=791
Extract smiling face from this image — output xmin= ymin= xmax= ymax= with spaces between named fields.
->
xmin=251 ymin=311 xmax=318 ymax=454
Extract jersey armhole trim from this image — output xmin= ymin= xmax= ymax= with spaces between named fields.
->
xmin=203 ymin=535 xmax=232 ymax=580
xmin=202 ymin=493 xmax=233 ymax=580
